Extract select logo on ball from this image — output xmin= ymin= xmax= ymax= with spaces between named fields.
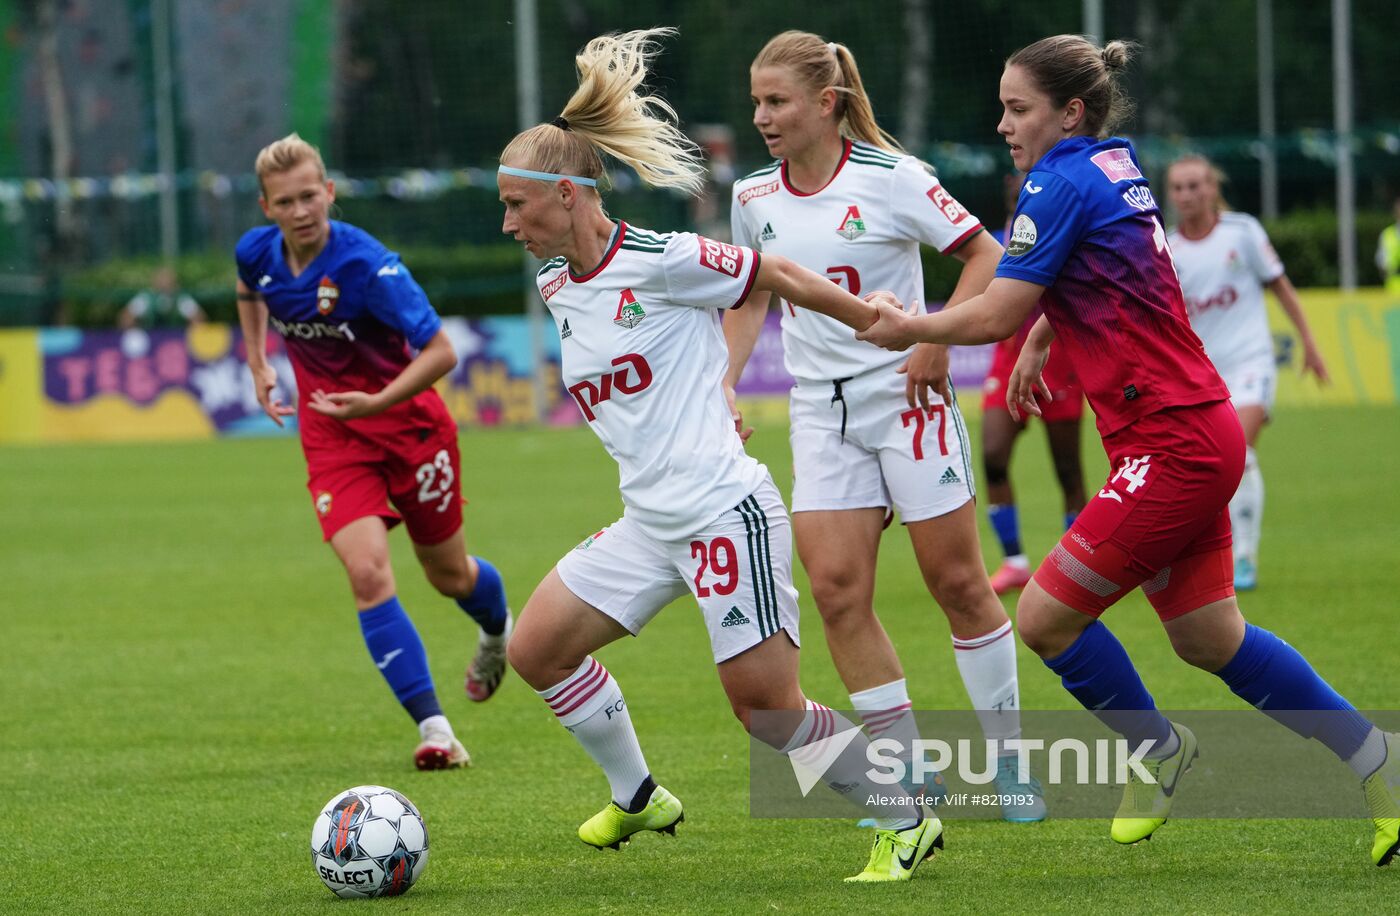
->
xmin=311 ymin=786 xmax=429 ymax=899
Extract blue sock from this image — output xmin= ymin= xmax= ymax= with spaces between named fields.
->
xmin=987 ymin=504 xmax=1022 ymax=557
xmin=456 ymin=556 xmax=508 ymax=636
xmin=1215 ymin=624 xmax=1374 ymax=761
xmin=1064 ymin=511 xmax=1079 ymax=531
xmin=359 ymin=596 xmax=441 ymax=723
xmin=1044 ymin=621 xmax=1174 ymax=749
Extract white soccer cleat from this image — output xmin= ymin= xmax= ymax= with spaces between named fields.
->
xmin=414 ymin=721 xmax=471 ymax=771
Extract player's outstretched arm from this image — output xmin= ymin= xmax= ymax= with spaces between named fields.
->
xmin=900 ymin=231 xmax=1006 ymax=409
xmin=755 ymin=253 xmax=877 ymax=332
xmin=308 ymin=328 xmax=457 ymax=420
xmin=857 ymin=276 xmax=1044 ymax=350
xmin=236 ymin=278 xmax=295 ymax=426
xmin=1266 ymin=275 xmax=1330 ymax=384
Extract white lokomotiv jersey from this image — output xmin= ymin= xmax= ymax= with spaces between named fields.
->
xmin=731 ymin=139 xmax=985 ymax=382
xmin=1167 ymin=212 xmax=1285 ymax=371
xmin=537 ymin=221 xmax=768 ymax=541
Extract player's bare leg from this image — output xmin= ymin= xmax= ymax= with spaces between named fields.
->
xmin=910 ymin=501 xmax=1043 ymax=820
xmin=716 ymin=632 xmax=939 ymax=881
xmin=1230 ymin=404 xmax=1268 ymax=590
xmin=982 ymin=407 xmax=1033 ymax=594
xmin=795 ymin=509 xmax=941 ymax=814
xmin=415 ymin=529 xmax=512 ymax=702
xmin=793 ymin=508 xmax=899 ymax=691
xmin=508 ymin=569 xmax=674 ymax=848
xmin=1043 ymin=418 xmax=1087 ymax=520
xmin=331 ymin=517 xmax=468 ymax=769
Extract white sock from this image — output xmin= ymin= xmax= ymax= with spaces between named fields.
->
xmin=951 ymin=621 xmax=1022 ymax=756
xmin=1347 ymin=727 xmax=1387 ymax=779
xmin=1004 ymin=554 xmax=1030 ymax=569
xmin=417 ymin=714 xmax=454 ymax=742
xmin=783 ymin=700 xmax=919 ymax=830
xmin=1230 ymin=447 xmax=1264 ymax=563
xmin=539 ymin=657 xmax=649 ymax=807
xmin=850 ymin=678 xmax=919 ymax=750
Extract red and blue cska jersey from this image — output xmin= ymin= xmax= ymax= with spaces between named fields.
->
xmin=995 ymin=137 xmax=1228 ymax=436
xmin=235 ymin=220 xmax=450 ymax=444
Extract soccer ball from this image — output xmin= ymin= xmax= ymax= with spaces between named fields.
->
xmin=310 ymin=785 xmax=429 ymax=898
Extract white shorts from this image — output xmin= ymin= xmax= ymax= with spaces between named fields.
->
xmin=788 ymin=369 xmax=975 ymax=523
xmin=555 ymin=476 xmax=800 ymax=664
xmin=1218 ymin=353 xmax=1277 ymax=412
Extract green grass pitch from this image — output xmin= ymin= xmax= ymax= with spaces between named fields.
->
xmin=3 ymin=405 xmax=1396 ymax=914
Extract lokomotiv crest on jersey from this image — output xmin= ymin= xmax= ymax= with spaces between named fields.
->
xmin=613 ymin=288 xmax=646 ymax=329
xmin=836 ymin=205 xmax=867 ymax=241
xmin=317 ymin=276 xmax=341 ymax=315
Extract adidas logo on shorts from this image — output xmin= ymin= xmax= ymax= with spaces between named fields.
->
xmin=720 ymin=606 xmax=752 ymax=628
xmin=938 ymin=467 xmax=961 ymax=486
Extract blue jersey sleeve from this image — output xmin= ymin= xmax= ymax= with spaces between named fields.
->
xmin=234 ymin=229 xmax=265 ymax=289
xmin=364 ymin=254 xmax=442 ymax=349
xmin=994 ymin=172 xmax=1086 ymax=287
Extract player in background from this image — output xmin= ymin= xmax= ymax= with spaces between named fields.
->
xmin=856 ymin=35 xmax=1399 ymax=865
xmin=981 ymin=172 xmax=1086 ymax=596
xmin=234 ymin=134 xmax=511 ymax=771
xmin=725 ymin=30 xmax=1044 ymax=821
xmin=1379 ymin=195 xmax=1400 ymax=295
xmin=499 ymin=29 xmax=940 ymax=882
xmin=1166 ymin=155 xmax=1329 ymax=591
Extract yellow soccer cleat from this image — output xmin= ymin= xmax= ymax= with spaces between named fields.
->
xmin=1111 ymin=722 xmax=1197 ymax=845
xmin=578 ymin=785 xmax=683 ymax=850
xmin=844 ymin=816 xmax=943 ymax=883
xmin=1362 ymin=732 xmax=1400 ymax=866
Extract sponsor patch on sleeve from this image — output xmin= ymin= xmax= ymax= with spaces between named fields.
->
xmin=926 ymin=185 xmax=971 ymax=225
xmin=1006 ymin=214 xmax=1038 ymax=256
xmin=698 ymin=237 xmax=744 ymax=278
xmin=1090 ymin=148 xmax=1144 ymax=183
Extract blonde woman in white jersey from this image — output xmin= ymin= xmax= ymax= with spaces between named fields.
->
xmin=1166 ymin=155 xmax=1329 ymax=591
xmin=498 ymin=29 xmax=941 ymax=882
xmin=725 ymin=30 xmax=1045 ymax=822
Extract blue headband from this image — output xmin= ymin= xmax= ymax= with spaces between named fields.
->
xmin=497 ymin=165 xmax=598 ymax=188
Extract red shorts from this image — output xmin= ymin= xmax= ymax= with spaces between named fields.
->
xmin=1032 ymin=400 xmax=1245 ymax=621
xmin=302 ymin=415 xmax=463 ymax=545
xmin=981 ymin=335 xmax=1084 ymax=423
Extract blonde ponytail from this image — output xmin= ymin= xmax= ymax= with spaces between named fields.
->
xmin=500 ymin=28 xmax=705 ymax=195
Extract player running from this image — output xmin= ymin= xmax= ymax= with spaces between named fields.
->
xmin=982 ymin=174 xmax=1087 ymax=596
xmin=235 ymin=134 xmax=511 ymax=771
xmin=724 ymin=30 xmax=1044 ymax=821
xmin=1165 ymin=154 xmax=1330 ymax=591
xmin=499 ymin=29 xmax=939 ymax=882
xmin=856 ymin=34 xmax=1399 ymax=866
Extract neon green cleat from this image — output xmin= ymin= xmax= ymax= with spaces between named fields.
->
xmin=578 ymin=785 xmax=683 ymax=850
xmin=844 ymin=816 xmax=943 ymax=882
xmin=1111 ymin=722 xmax=1197 ymax=845
xmin=1363 ymin=732 xmax=1400 ymax=866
